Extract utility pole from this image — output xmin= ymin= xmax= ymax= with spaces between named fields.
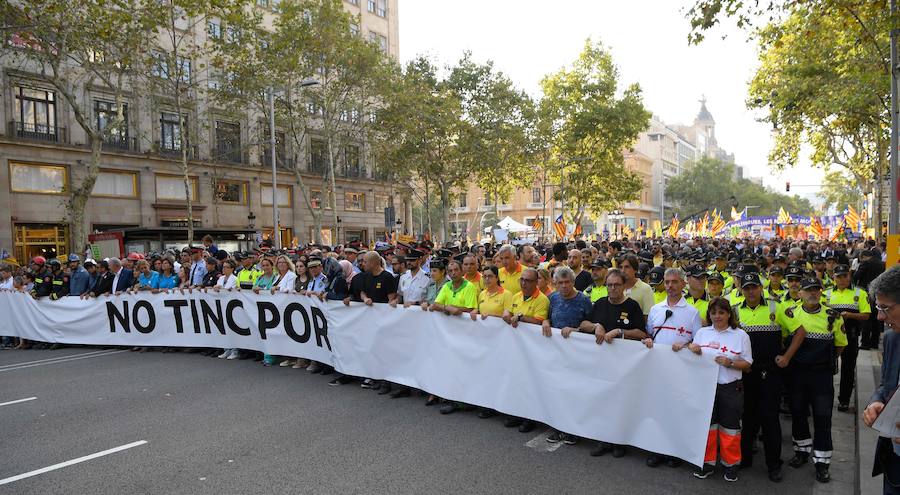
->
xmin=890 ymin=0 xmax=899 ymax=235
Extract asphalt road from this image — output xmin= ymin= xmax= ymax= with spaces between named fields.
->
xmin=0 ymin=347 xmax=835 ymax=494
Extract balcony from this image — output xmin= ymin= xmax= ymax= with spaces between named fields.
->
xmin=212 ymin=147 xmax=243 ymax=165
xmin=8 ymin=121 xmax=68 ymax=144
xmin=339 ymin=166 xmax=366 ymax=179
xmin=156 ymin=142 xmax=197 ymax=159
xmin=102 ymin=134 xmax=139 ymax=152
xmin=260 ymin=153 xmax=295 ymax=170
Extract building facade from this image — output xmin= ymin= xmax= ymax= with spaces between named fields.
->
xmin=0 ymin=0 xmax=403 ymax=262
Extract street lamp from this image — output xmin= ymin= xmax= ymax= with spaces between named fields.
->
xmin=269 ymin=77 xmax=319 ymax=249
xmin=609 ymin=209 xmax=625 ymax=239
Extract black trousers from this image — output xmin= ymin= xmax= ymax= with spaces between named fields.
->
xmin=838 ymin=323 xmax=859 ymax=405
xmin=741 ymin=368 xmax=783 ymax=469
xmin=787 ymin=366 xmax=834 ymax=465
xmin=863 ymin=313 xmax=884 ymax=349
xmin=875 ymin=437 xmax=900 ymax=495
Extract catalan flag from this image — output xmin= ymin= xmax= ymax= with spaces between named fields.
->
xmin=667 ymin=214 xmax=680 ymax=238
xmin=573 ymin=222 xmax=583 ymax=237
xmin=808 ymin=216 xmax=824 ymax=239
xmin=531 ymin=217 xmax=543 ymax=232
xmin=830 ymin=218 xmax=845 ymax=241
xmin=698 ymin=211 xmax=710 ymax=234
xmin=845 ymin=205 xmax=861 ymax=232
xmin=622 ymin=224 xmax=633 ymax=238
xmin=553 ymin=214 xmax=567 ymax=239
xmin=730 ymin=206 xmax=744 ymax=222
xmin=777 ymin=207 xmax=792 ymax=225
xmin=711 ymin=210 xmax=726 ymax=235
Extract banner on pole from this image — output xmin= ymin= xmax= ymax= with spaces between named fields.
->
xmin=0 ymin=290 xmax=719 ymax=465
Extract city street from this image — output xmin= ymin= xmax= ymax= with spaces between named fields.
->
xmin=0 ymin=347 xmax=855 ymax=494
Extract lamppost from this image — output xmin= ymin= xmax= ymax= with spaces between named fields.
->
xmin=269 ymin=78 xmax=318 ymax=249
xmin=609 ymin=209 xmax=624 ymax=239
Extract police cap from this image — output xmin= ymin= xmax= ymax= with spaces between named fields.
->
xmin=833 ymin=264 xmax=851 ymax=276
xmin=785 ymin=266 xmax=804 ymax=279
xmin=740 ymin=273 xmax=762 ymax=288
xmin=800 ymin=277 xmax=823 ymax=290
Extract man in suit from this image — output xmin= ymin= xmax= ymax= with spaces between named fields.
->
xmin=88 ymin=260 xmax=114 ymax=297
xmin=863 ymin=266 xmax=900 ymax=494
xmin=110 ymin=257 xmax=134 ymax=293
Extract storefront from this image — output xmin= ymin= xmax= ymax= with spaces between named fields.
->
xmin=13 ymin=223 xmax=69 ymax=264
xmin=115 ymin=227 xmax=259 ymax=255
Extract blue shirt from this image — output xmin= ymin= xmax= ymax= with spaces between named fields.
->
xmin=309 ymin=273 xmax=328 ymax=292
xmin=157 ymin=273 xmax=180 ymax=289
xmin=68 ymin=266 xmax=91 ymax=296
xmin=138 ymin=271 xmax=160 ymax=289
xmin=548 ymin=291 xmax=593 ymax=329
xmin=189 ymin=261 xmax=207 ymax=286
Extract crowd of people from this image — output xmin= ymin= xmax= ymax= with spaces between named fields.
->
xmin=2 ymin=233 xmax=898 ymax=489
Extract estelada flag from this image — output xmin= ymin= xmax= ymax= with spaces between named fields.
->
xmin=777 ymin=207 xmax=792 ymax=225
xmin=845 ymin=205 xmax=861 ymax=232
xmin=553 ymin=214 xmax=567 ymax=239
xmin=808 ymin=216 xmax=824 ymax=239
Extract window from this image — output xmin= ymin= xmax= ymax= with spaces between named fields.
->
xmin=160 ymin=112 xmax=185 ymax=151
xmin=309 ymin=139 xmax=327 ymax=174
xmin=95 ymin=100 xmax=129 ymax=146
xmin=349 ymin=23 xmax=359 ymax=37
xmin=367 ymin=0 xmax=375 ymax=12
xmin=456 ymin=193 xmax=467 ymax=208
xmin=375 ymin=194 xmax=391 ymax=212
xmin=214 ymin=120 xmax=241 ymax=163
xmin=226 ymin=25 xmax=241 ymax=44
xmin=310 ymin=189 xmax=323 ymax=209
xmin=368 ymin=32 xmax=387 ymax=52
xmin=207 ymin=19 xmax=222 ymax=39
xmin=156 ymin=175 xmax=198 ymax=201
xmin=15 ymin=86 xmax=56 ymax=135
xmin=92 ymin=170 xmax=137 ymax=198
xmin=151 ymin=52 xmax=191 ymax=83
xmin=483 ymin=195 xmax=494 ymax=207
xmin=343 ymin=145 xmax=361 ymax=177
xmin=262 ymin=184 xmax=291 ymax=207
xmin=346 ymin=0 xmax=359 ymax=5
xmin=531 ymin=187 xmax=541 ymax=204
xmin=260 ymin=128 xmax=286 ymax=167
xmin=345 ymin=191 xmax=365 ymax=211
xmin=345 ymin=229 xmax=367 ymax=244
xmin=215 ymin=180 xmax=248 ymax=205
xmin=376 ymin=0 xmax=386 ymax=17
xmin=256 ymin=0 xmax=268 ymax=6
xmin=10 ymin=162 xmax=66 ymax=194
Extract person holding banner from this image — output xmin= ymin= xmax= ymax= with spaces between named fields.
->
xmin=675 ymin=296 xmax=751 ymax=482
xmin=471 ymin=265 xmax=512 ymax=321
xmin=644 ymin=267 xmax=703 ymax=468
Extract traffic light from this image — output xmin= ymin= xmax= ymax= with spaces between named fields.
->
xmin=785 ymin=181 xmax=790 ymax=192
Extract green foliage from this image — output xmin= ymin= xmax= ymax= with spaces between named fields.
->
xmin=819 ymin=169 xmax=865 ymax=212
xmin=538 ymin=39 xmax=650 ymax=223
xmin=666 ymin=157 xmax=815 ymax=218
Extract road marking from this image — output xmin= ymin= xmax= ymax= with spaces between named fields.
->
xmin=0 ymin=350 xmax=128 ymax=373
xmin=0 ymin=440 xmax=148 ymax=486
xmin=0 ymin=397 xmax=37 ymax=407
xmin=0 ymin=349 xmax=115 ymax=369
xmin=524 ymin=429 xmax=564 ymax=453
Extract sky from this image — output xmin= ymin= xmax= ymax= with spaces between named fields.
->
xmin=397 ymin=0 xmax=824 ymax=203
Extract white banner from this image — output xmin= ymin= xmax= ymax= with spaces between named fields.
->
xmin=0 ymin=290 xmax=719 ymax=465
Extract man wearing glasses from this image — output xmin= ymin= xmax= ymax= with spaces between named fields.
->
xmin=501 ymin=268 xmax=550 ymax=433
xmin=862 ymin=266 xmax=900 ymax=494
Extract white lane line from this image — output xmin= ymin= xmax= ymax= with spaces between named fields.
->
xmin=0 ymin=349 xmax=114 ymax=369
xmin=524 ymin=429 xmax=564 ymax=453
xmin=0 ymin=350 xmax=128 ymax=373
xmin=0 ymin=397 xmax=37 ymax=407
xmin=0 ymin=440 xmax=148 ymax=486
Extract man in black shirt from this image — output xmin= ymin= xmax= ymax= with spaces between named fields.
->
xmin=569 ymin=249 xmax=593 ymax=292
xmin=360 ymin=251 xmax=398 ymax=304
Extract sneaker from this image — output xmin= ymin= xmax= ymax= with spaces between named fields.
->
xmin=646 ymin=454 xmax=663 ymax=468
xmin=692 ymin=464 xmax=714 ymax=479
xmin=377 ymin=382 xmax=392 ymax=395
xmin=439 ymin=402 xmax=457 ymax=415
xmin=723 ymin=466 xmax=738 ymax=482
xmin=504 ymin=417 xmax=523 ymax=428
xmin=291 ymin=359 xmax=309 ymax=369
xmin=360 ymin=378 xmax=375 ymax=389
xmin=768 ymin=466 xmax=783 ymax=483
xmin=391 ymin=387 xmax=411 ymax=399
xmin=546 ymin=431 xmax=563 ymax=443
xmin=837 ymin=403 xmax=849 ymax=412
xmin=279 ymin=359 xmax=297 ymax=367
xmin=307 ymin=362 xmax=323 ymax=374
xmin=666 ymin=457 xmax=682 ymax=468
xmin=476 ymin=408 xmax=495 ymax=418
xmin=518 ymin=420 xmax=536 ymax=433
xmin=815 ymin=463 xmax=830 ymax=483
xmin=611 ymin=445 xmax=626 ymax=458
xmin=218 ymin=350 xmax=230 ymax=359
xmin=591 ymin=442 xmax=612 ymax=457
xmin=562 ymin=434 xmax=577 ymax=445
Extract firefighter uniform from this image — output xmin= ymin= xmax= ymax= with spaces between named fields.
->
xmin=783 ymin=278 xmax=847 ymax=482
xmin=31 ymin=268 xmax=53 ymax=298
xmin=824 ymin=265 xmax=870 ymax=409
xmin=49 ymin=267 xmax=70 ymax=300
xmin=735 ymin=285 xmax=784 ymax=476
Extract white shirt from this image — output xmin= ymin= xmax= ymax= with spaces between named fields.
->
xmin=646 ymin=297 xmax=702 ymax=345
xmin=273 ymin=271 xmax=297 ymax=293
xmin=216 ymin=273 xmax=237 ymax=289
xmin=112 ymin=269 xmax=121 ymax=293
xmin=692 ymin=326 xmax=753 ymax=384
xmin=399 ymin=268 xmax=431 ymax=304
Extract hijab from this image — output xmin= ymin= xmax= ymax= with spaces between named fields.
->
xmin=339 ymin=260 xmax=355 ymax=285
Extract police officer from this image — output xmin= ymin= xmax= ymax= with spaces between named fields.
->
xmin=767 ymin=266 xmax=787 ymax=300
xmin=48 ymin=259 xmax=69 ymax=300
xmin=735 ymin=272 xmax=785 ymax=482
xmin=583 ymin=258 xmax=610 ymax=302
xmin=685 ymin=264 xmax=710 ymax=324
xmin=778 ymin=277 xmax=847 ymax=483
xmin=825 ymin=264 xmax=872 ymax=412
xmin=648 ymin=266 xmax=666 ymax=304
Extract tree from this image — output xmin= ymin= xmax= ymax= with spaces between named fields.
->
xmin=538 ymin=39 xmax=650 ymax=225
xmin=819 ymin=169 xmax=865 ymax=213
xmin=666 ymin=157 xmax=815 ymax=218
xmin=135 ymin=0 xmax=250 ymax=246
xmin=217 ymin=0 xmax=393 ymax=244
xmin=1 ymin=0 xmax=160 ymax=253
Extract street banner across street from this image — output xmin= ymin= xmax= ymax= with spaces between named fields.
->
xmin=0 ymin=290 xmax=719 ymax=465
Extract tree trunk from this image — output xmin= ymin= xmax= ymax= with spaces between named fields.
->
xmin=327 ymin=137 xmax=340 ymax=244
xmin=424 ymin=174 xmax=431 ymax=238
xmin=876 ymin=132 xmax=887 ymax=242
xmin=439 ymin=179 xmax=450 ymax=243
xmin=179 ymin=114 xmax=194 ymax=246
xmin=69 ymin=135 xmax=103 ymax=256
